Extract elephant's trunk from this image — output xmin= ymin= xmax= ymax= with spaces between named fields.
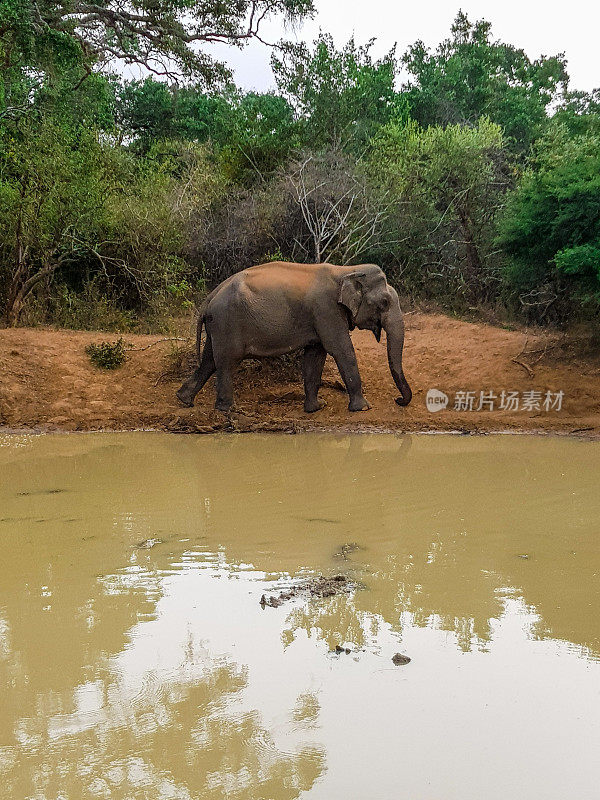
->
xmin=382 ymin=288 xmax=412 ymax=407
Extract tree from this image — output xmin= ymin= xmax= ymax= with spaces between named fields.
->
xmin=0 ymin=0 xmax=315 ymax=92
xmin=0 ymin=118 xmax=111 ymax=325
xmin=498 ymin=128 xmax=600 ymax=318
xmin=219 ymin=92 xmax=300 ymax=183
xmin=553 ymin=89 xmax=600 ymax=137
xmin=117 ymin=78 xmax=176 ymax=142
xmin=272 ymin=32 xmax=400 ymax=150
xmin=118 ymin=80 xmax=299 ymax=181
xmin=371 ymin=117 xmax=508 ymax=302
xmin=285 ymin=151 xmax=392 ymax=263
xmin=402 ymin=12 xmax=568 ymax=150
xmin=117 ymin=78 xmax=238 ymax=147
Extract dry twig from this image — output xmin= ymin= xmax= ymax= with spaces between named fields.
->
xmin=127 ymin=337 xmax=190 ymax=352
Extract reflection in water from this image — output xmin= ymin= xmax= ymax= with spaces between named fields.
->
xmin=0 ymin=432 xmax=599 ymax=799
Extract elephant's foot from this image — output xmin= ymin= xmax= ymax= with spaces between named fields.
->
xmin=176 ymin=388 xmax=195 ymax=408
xmin=348 ymin=396 xmax=371 ymax=412
xmin=304 ymin=399 xmax=327 ymax=413
xmin=215 ymin=398 xmax=234 ymax=413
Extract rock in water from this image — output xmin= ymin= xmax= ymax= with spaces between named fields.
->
xmin=392 ymin=653 xmax=411 ymax=666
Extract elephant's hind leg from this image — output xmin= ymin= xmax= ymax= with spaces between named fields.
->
xmin=210 ymin=326 xmax=243 ymax=413
xmin=214 ymin=359 xmax=238 ymax=412
xmin=176 ymin=335 xmax=216 ymax=407
xmin=303 ymin=344 xmax=327 ymax=412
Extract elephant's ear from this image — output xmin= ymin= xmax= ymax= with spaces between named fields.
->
xmin=338 ymin=273 xmax=364 ymax=318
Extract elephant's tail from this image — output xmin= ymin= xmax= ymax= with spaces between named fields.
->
xmin=196 ymin=305 xmax=207 ymax=362
xmin=195 ymin=285 xmax=221 ymax=361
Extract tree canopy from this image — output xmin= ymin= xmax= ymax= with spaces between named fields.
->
xmin=499 ymin=128 xmax=600 ymax=311
xmin=0 ymin=0 xmax=315 ymax=100
xmin=272 ymin=32 xmax=400 ymax=150
xmin=402 ymin=11 xmax=568 ymax=150
xmin=1 ymin=9 xmax=599 ymax=328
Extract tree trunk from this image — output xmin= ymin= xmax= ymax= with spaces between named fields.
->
xmin=455 ymin=198 xmax=482 ymax=279
xmin=5 ymin=262 xmax=58 ymax=327
xmin=6 ymin=295 xmax=24 ymax=327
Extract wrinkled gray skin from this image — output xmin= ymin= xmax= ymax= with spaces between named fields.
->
xmin=176 ymin=261 xmax=412 ymax=413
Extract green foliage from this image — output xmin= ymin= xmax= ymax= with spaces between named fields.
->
xmin=219 ymin=92 xmax=300 ymax=182
xmin=118 ymin=80 xmax=237 ymax=147
xmin=0 ymin=78 xmax=223 ymax=324
xmin=498 ymin=129 xmax=600 ymax=313
xmin=272 ymin=33 xmax=400 ymax=150
xmin=0 ymin=0 xmax=315 ymax=90
xmin=553 ymin=89 xmax=600 ymax=137
xmin=23 ymin=281 xmax=138 ymax=331
xmin=1 ymin=6 xmax=599 ymax=330
xmin=371 ymin=118 xmax=508 ymax=304
xmin=262 ymin=249 xmax=291 ymax=263
xmin=0 ymin=110 xmax=117 ymax=324
xmin=85 ymin=337 xmax=127 ymax=369
xmin=118 ymin=80 xmax=298 ymax=181
xmin=555 ymin=244 xmax=600 ymax=284
xmin=402 ymin=11 xmax=568 ymax=151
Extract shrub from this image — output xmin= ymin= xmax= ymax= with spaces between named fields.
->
xmin=369 ymin=117 xmax=509 ymax=306
xmin=498 ymin=127 xmax=600 ymax=322
xmin=85 ymin=338 xmax=127 ymax=369
xmin=189 ymin=148 xmax=392 ymax=286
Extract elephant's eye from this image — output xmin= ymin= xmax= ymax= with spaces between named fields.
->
xmin=380 ymin=295 xmax=391 ymax=312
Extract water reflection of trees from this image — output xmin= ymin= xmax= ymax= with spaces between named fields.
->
xmin=284 ymin=593 xmax=378 ymax=652
xmin=283 ymin=589 xmax=493 ymax=656
xmin=3 ymin=649 xmax=324 ymax=799
xmin=0 ymin=439 xmax=326 ymax=800
xmin=1 ymin=431 xmax=599 ymax=797
xmin=3 ymin=431 xmax=599 ymax=661
xmin=1 ymin=540 xmax=325 ymax=800
xmin=181 ymin=432 xmax=599 ymax=657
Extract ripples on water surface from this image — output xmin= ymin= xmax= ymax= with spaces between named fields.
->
xmin=0 ymin=432 xmax=599 ymax=799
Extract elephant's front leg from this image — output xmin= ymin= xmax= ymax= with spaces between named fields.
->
xmin=319 ymin=327 xmax=370 ymax=412
xmin=303 ymin=344 xmax=327 ymax=412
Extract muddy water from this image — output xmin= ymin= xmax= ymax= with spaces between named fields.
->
xmin=0 ymin=433 xmax=599 ymax=800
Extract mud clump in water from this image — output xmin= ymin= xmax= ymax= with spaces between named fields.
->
xmin=136 ymin=538 xmax=164 ymax=549
xmin=334 ymin=645 xmax=352 ymax=654
xmin=334 ymin=542 xmax=362 ymax=560
xmin=260 ymin=575 xmax=354 ymax=608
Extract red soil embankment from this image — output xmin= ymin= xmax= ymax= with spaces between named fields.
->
xmin=0 ymin=314 xmax=599 ymax=436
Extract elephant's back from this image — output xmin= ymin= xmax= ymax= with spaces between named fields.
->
xmin=238 ymin=261 xmax=332 ymax=297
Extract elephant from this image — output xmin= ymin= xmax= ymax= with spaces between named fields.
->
xmin=176 ymin=261 xmax=412 ymax=413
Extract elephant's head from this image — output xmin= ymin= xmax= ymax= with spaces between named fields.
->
xmin=338 ymin=266 xmax=412 ymax=406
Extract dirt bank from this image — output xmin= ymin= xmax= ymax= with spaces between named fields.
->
xmin=1 ymin=314 xmax=599 ymax=436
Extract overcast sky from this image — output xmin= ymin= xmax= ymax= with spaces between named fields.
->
xmin=208 ymin=0 xmax=599 ymax=94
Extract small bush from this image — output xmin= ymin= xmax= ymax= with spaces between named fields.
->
xmin=85 ymin=338 xmax=127 ymax=369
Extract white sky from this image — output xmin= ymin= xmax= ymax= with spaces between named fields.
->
xmin=208 ymin=0 xmax=599 ymax=94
